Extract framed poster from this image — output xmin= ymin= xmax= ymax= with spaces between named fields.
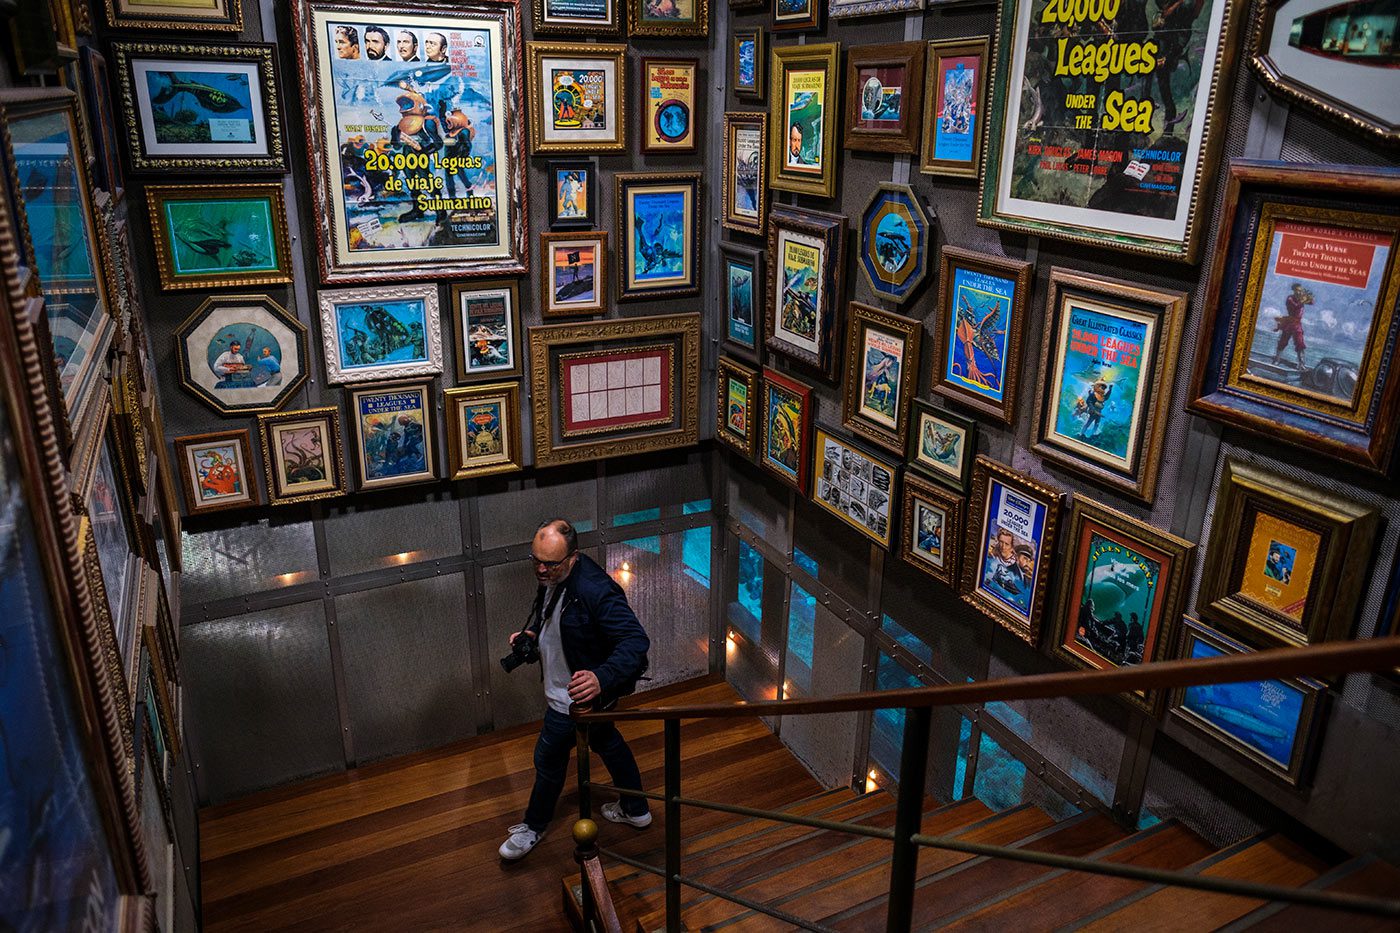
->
xmin=347 ymin=382 xmax=437 ymax=490
xmin=962 ymin=455 xmax=1064 ymax=645
xmin=722 ymin=112 xmax=768 ymax=237
xmin=174 ymin=430 xmax=260 ymax=514
xmin=547 ymin=160 xmax=596 ymax=229
xmin=628 ymin=0 xmax=709 ymax=36
xmin=899 ymin=471 xmax=963 ymax=587
xmin=920 ymin=36 xmax=989 ymax=179
xmin=526 ymin=42 xmax=627 ymax=154
xmin=1248 ymin=0 xmax=1399 ymax=144
xmin=174 ymin=294 xmax=308 ymax=415
xmin=769 ymin=43 xmax=841 ymax=198
xmin=774 ymin=0 xmax=822 ymax=29
xmin=1032 ymin=269 xmax=1187 ymax=503
xmin=812 ymin=426 xmax=898 ymax=549
xmin=529 ymin=314 xmax=701 ymax=467
xmin=102 ymin=0 xmax=242 ymax=31
xmin=1188 ymin=162 xmax=1400 ymax=474
xmin=766 ymin=205 xmax=847 ymax=380
xmin=732 ymin=28 xmax=766 ymax=100
xmin=843 ymin=42 xmax=924 ymax=154
xmin=257 ymin=407 xmax=348 ymax=505
xmin=717 ymin=356 xmax=760 ymax=459
xmin=616 ymin=172 xmax=701 ymax=301
xmin=759 ymin=367 xmax=814 ymax=493
xmin=1197 ymin=458 xmax=1378 ymax=650
xmin=642 ymin=58 xmax=699 ymax=154
xmin=532 ymin=0 xmax=622 ymax=35
xmin=1169 ymin=618 xmax=1328 ymax=789
xmin=979 ymin=0 xmax=1244 ymax=261
xmin=931 ymin=246 xmax=1032 ymax=425
xmin=840 ymin=302 xmax=921 ymax=455
xmin=79 ymin=47 xmax=124 ymax=200
xmin=445 ymin=381 xmax=523 ymax=479
xmin=144 ymin=182 xmax=292 ymax=290
xmin=451 ymin=279 xmax=522 ymax=382
xmin=539 ymin=231 xmax=608 ymax=316
xmin=907 ymin=400 xmax=976 ymax=492
xmin=112 ymin=41 xmax=285 ymax=173
xmin=317 ymin=283 xmax=444 ymax=385
xmin=720 ymin=241 xmax=764 ymax=358
xmin=1049 ymin=497 xmax=1194 ymax=714
xmin=858 ymin=183 xmax=932 ymax=304
xmin=291 ymin=0 xmax=528 ymax=284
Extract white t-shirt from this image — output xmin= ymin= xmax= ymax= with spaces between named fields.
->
xmin=538 ymin=586 xmax=572 ymax=714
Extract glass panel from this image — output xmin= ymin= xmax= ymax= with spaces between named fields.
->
xmin=793 ymin=546 xmax=817 ymax=577
xmin=882 ymin=612 xmax=933 ymax=666
xmin=89 ymin=435 xmax=134 ymax=651
xmin=954 ymin=717 xmax=974 ymax=799
xmin=731 ymin=540 xmax=762 ymax=643
xmin=870 ymin=651 xmax=921 ymax=780
xmin=683 ymin=498 xmax=711 ymax=515
xmin=785 ymin=582 xmax=816 ymax=696
xmin=323 ymin=494 xmax=462 ymax=576
xmin=972 ymin=729 xmax=1028 ymax=811
xmin=610 ymin=533 xmax=708 ymax=688
xmin=180 ymin=518 xmax=319 ymax=606
xmin=613 ymin=507 xmax=660 ymax=526
xmin=792 ymin=501 xmax=870 ymax=610
xmin=681 ymin=525 xmax=710 ymax=588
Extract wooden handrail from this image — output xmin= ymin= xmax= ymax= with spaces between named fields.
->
xmin=581 ymin=855 xmax=623 ymax=933
xmin=575 ymin=636 xmax=1400 ymax=722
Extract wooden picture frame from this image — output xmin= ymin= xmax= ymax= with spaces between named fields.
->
xmin=843 ymin=42 xmax=925 ymax=154
xmin=641 ymin=58 xmax=700 ymax=155
xmin=720 ymin=240 xmax=764 ymax=359
xmin=347 ymin=382 xmax=437 ymax=491
xmin=962 ymin=455 xmax=1064 ymax=645
xmin=766 ymin=205 xmax=847 ymax=381
xmin=1187 ymin=162 xmax=1400 ymax=475
xmin=769 ymin=43 xmax=841 ymax=198
xmin=830 ymin=0 xmax=923 ymax=15
xmin=1197 ymin=457 xmax=1379 ymax=650
xmin=317 ymin=283 xmax=444 ymax=385
xmin=529 ymin=313 xmax=701 ymax=468
xmin=717 ymin=356 xmax=761 ymax=459
xmin=857 ymin=182 xmax=932 ymax=304
xmin=79 ymin=47 xmax=125 ymax=200
xmin=144 ymin=182 xmax=292 ymax=291
xmin=615 ymin=172 xmax=701 ymax=301
xmin=920 ymin=36 xmax=989 ymax=179
xmin=907 ymin=400 xmax=976 ymax=493
xmin=531 ymin=0 xmax=622 ymax=35
xmin=722 ymin=112 xmax=768 ymax=237
xmin=112 ymin=40 xmax=286 ymax=174
xmin=103 ymin=0 xmax=243 ymax=32
xmin=731 ymin=28 xmax=766 ymax=100
xmin=539 ymin=230 xmax=608 ymax=317
xmin=1168 ymin=617 xmax=1329 ymax=790
xmin=451 ymin=279 xmax=523 ymax=383
xmin=627 ymin=0 xmax=709 ymax=37
xmin=257 ymin=406 xmax=347 ymax=506
xmin=811 ymin=426 xmax=899 ymax=549
xmin=759 ymin=366 xmax=814 ymax=493
xmin=773 ymin=0 xmax=822 ymax=30
xmin=931 ymin=246 xmax=1033 ymax=426
xmin=526 ymin=42 xmax=628 ymax=155
xmin=1031 ymin=268 xmax=1188 ymax=504
xmin=173 ymin=294 xmax=309 ymax=415
xmin=840 ymin=301 xmax=921 ymax=455
xmin=899 ymin=471 xmax=963 ymax=587
xmin=445 ymin=381 xmax=524 ymax=479
xmin=291 ymin=0 xmax=529 ymax=284
xmin=547 ymin=160 xmax=597 ymax=230
xmin=1048 ymin=497 xmax=1194 ymax=714
xmin=173 ymin=429 xmax=261 ymax=514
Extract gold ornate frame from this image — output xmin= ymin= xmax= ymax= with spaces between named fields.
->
xmin=722 ymin=111 xmax=768 ymax=236
xmin=899 ymin=470 xmax=964 ymax=588
xmin=539 ymin=230 xmax=609 ymax=317
xmin=144 ymin=182 xmax=293 ymax=290
xmin=716 ymin=355 xmax=760 ymax=459
xmin=810 ymin=425 xmax=899 ymax=550
xmin=840 ymin=301 xmax=921 ymax=455
xmin=768 ymin=42 xmax=841 ymax=198
xmin=627 ymin=0 xmax=709 ymax=37
xmin=257 ymin=406 xmax=348 ymax=506
xmin=445 ymin=381 xmax=524 ymax=479
xmin=173 ymin=429 xmax=261 ymax=515
xmin=527 ymin=42 xmax=628 ymax=154
xmin=615 ymin=171 xmax=701 ymax=301
xmin=102 ymin=0 xmax=242 ymax=31
xmin=347 ymin=382 xmax=438 ymax=491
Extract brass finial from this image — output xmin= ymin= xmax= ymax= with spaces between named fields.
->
xmin=573 ymin=818 xmax=599 ymax=846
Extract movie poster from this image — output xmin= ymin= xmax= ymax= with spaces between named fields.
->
xmin=978 ymin=479 xmax=1047 ymax=619
xmin=933 ymin=55 xmax=978 ymax=164
xmin=784 ymin=68 xmax=826 ymax=174
xmin=645 ymin=61 xmax=696 ymax=150
xmin=312 ymin=10 xmax=510 ymax=269
xmin=1181 ymin=637 xmax=1305 ymax=768
xmin=859 ymin=329 xmax=904 ymax=429
xmin=776 ymin=230 xmax=824 ymax=354
xmin=356 ymin=388 xmax=429 ymax=481
xmin=945 ymin=266 xmax=1015 ymax=403
xmin=765 ymin=383 xmax=802 ymax=481
xmin=994 ymin=0 xmax=1229 ymax=245
xmin=1070 ymin=532 xmax=1162 ymax=667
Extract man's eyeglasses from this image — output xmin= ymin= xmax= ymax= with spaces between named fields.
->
xmin=529 ymin=551 xmax=575 ymax=570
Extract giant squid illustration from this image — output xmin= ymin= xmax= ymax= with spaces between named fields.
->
xmin=952 ymin=293 xmax=1004 ymax=392
xmin=280 ymin=429 xmax=326 ymax=484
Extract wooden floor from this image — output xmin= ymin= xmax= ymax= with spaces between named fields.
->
xmin=199 ymin=676 xmax=823 ymax=932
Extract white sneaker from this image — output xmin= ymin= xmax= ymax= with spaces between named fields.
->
xmin=498 ymin=823 xmax=543 ymax=860
xmin=600 ymin=801 xmax=653 ymax=829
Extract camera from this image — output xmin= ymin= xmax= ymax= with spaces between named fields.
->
xmin=500 ymin=634 xmax=540 ymax=673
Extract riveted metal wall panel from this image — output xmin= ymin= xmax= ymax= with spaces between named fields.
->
xmin=780 ymin=603 xmax=864 ymax=789
xmin=323 ymin=492 xmax=463 ymax=577
xmin=180 ymin=517 xmax=319 ymax=609
xmin=609 ymin=532 xmax=711 ymax=689
xmin=476 ymin=467 xmax=600 ymax=551
xmin=607 ymin=449 xmax=713 ymax=518
xmin=726 ymin=457 xmax=790 ymax=550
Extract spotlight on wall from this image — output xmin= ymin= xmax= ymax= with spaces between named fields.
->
xmin=866 ymin=769 xmax=879 ymax=793
xmin=275 ymin=571 xmax=311 ymax=586
xmin=388 ymin=550 xmax=418 ymax=565
xmin=725 ymin=630 xmax=737 ymax=654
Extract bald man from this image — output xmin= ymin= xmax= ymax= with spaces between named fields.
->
xmin=499 ymin=519 xmax=652 ymax=861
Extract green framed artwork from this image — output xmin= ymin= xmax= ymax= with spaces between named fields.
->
xmin=840 ymin=301 xmax=921 ymax=455
xmin=348 ymin=382 xmax=437 ymax=491
xmin=257 ymin=406 xmax=347 ymax=505
xmin=144 ymin=182 xmax=292 ymax=291
xmin=979 ymin=0 xmax=1245 ymax=260
xmin=615 ymin=172 xmax=701 ymax=301
xmin=717 ymin=355 xmax=759 ymax=459
xmin=1031 ymin=268 xmax=1187 ymax=504
xmin=899 ymin=471 xmax=963 ymax=588
xmin=1048 ymin=497 xmax=1194 ymax=714
xmin=769 ymin=43 xmax=841 ymax=199
xmin=907 ymin=400 xmax=976 ymax=493
xmin=445 ymin=382 xmax=524 ymax=479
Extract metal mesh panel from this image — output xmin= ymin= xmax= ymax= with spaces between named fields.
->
xmin=140 ymin=743 xmax=172 ymax=923
xmin=322 ymin=491 xmax=463 ymax=577
xmin=1140 ymin=733 xmax=1265 ymax=848
xmin=606 ymin=448 xmax=711 ymax=518
xmin=476 ymin=467 xmax=599 ymax=551
xmin=881 ymin=556 xmax=985 ymax=684
xmin=1280 ymin=107 xmax=1394 ymax=167
xmin=609 ymin=532 xmax=710 ymax=689
xmin=334 ymin=575 xmax=476 ymax=764
xmin=791 ymin=497 xmax=874 ymax=612
xmin=179 ymin=517 xmax=319 ymax=609
xmin=167 ymin=756 xmax=198 ymax=899
xmin=781 ymin=603 xmax=864 ymax=788
xmin=182 ymin=602 xmax=343 ymax=803
xmin=726 ymin=456 xmax=790 ymax=548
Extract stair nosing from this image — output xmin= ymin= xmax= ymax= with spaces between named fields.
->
xmin=1216 ymin=853 xmax=1385 ymax=933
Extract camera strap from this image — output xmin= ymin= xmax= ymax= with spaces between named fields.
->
xmin=527 ymin=584 xmax=567 ymax=636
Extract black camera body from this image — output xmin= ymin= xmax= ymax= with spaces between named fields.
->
xmin=500 ymin=634 xmax=540 ymax=673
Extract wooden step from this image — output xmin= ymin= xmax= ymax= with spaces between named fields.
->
xmin=1225 ymin=854 xmax=1400 ymax=931
xmin=942 ymin=820 xmax=1215 ymax=932
xmin=1073 ymin=833 xmax=1330 ymax=933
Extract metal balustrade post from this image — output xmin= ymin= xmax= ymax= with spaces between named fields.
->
xmin=577 ymin=723 xmax=592 ymax=821
xmin=887 ymin=706 xmax=931 ymax=933
xmin=576 ymin=724 xmax=594 ymax=929
xmin=664 ymin=719 xmax=682 ymax=932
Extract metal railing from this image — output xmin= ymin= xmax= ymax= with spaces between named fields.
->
xmin=571 ymin=636 xmax=1400 ymax=933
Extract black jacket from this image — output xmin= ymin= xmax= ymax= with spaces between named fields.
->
xmin=531 ymin=554 xmax=649 ymax=709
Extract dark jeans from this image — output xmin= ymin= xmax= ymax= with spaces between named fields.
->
xmin=523 ymin=707 xmax=649 ymax=832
